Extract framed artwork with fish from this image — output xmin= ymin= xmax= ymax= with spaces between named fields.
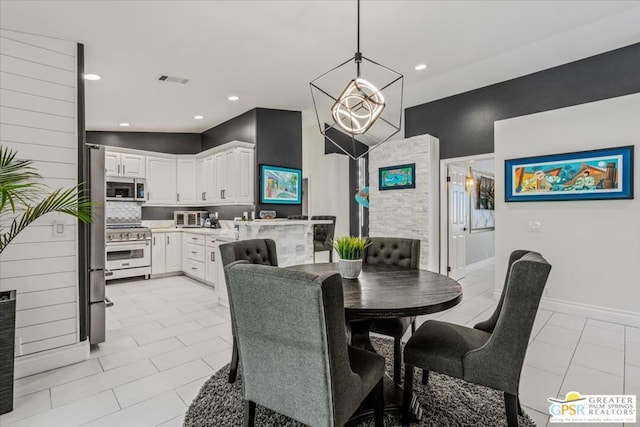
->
xmin=379 ymin=163 xmax=415 ymax=190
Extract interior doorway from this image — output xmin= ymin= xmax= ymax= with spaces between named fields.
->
xmin=439 ymin=154 xmax=495 ymax=279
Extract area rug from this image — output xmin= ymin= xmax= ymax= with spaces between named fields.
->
xmin=184 ymin=337 xmax=536 ymax=426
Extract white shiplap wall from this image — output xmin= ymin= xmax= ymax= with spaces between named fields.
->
xmin=0 ymin=29 xmax=79 ymax=356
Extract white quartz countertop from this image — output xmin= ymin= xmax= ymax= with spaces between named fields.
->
xmin=149 ymin=227 xmax=236 ymax=240
xmin=234 ymin=219 xmax=331 ymax=226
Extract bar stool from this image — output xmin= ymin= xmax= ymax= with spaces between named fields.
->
xmin=311 ymin=215 xmax=336 ymax=262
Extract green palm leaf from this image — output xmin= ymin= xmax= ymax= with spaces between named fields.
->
xmin=0 ymin=145 xmax=94 ymax=254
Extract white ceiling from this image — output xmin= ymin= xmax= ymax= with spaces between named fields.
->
xmin=2 ymin=1 xmax=639 ymax=133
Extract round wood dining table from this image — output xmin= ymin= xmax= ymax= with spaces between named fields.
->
xmin=286 ymin=262 xmax=463 ymax=422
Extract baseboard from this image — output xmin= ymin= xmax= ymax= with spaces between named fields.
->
xmin=465 ymin=257 xmax=495 ymax=273
xmin=14 ymin=340 xmax=90 ymax=379
xmin=492 ymin=289 xmax=640 ymax=328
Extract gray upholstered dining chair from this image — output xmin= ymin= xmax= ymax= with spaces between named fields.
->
xmin=311 ymin=215 xmax=336 ymax=262
xmin=219 ymin=239 xmax=278 ymax=384
xmin=287 ymin=214 xmax=309 ymax=220
xmin=362 ymin=237 xmax=420 ymax=384
xmin=225 ymin=262 xmax=385 ymax=427
xmin=402 ymin=250 xmax=552 ymax=427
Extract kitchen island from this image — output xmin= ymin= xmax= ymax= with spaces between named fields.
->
xmin=235 ymin=219 xmax=332 ymax=267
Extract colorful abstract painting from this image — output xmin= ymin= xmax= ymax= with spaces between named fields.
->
xmin=470 ymin=169 xmax=495 ymax=232
xmin=379 ymin=163 xmax=416 ymax=190
xmin=260 ymin=165 xmax=302 ymax=204
xmin=505 ymin=146 xmax=633 ymax=202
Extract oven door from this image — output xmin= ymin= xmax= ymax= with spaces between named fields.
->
xmin=105 ymin=240 xmax=151 ymax=270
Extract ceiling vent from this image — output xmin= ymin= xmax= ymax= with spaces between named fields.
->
xmin=157 ymin=74 xmax=189 ymax=84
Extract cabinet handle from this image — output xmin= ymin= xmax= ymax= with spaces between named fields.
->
xmin=191 ymin=267 xmax=197 ymax=270
xmin=146 ymin=192 xmax=150 ymax=201
xmin=192 ymin=237 xmax=198 ymax=240
xmin=211 ymin=252 xmax=215 ymax=262
xmin=167 ymin=236 xmax=170 ymax=244
xmin=117 ymin=164 xmax=121 ymax=174
xmin=204 ymin=192 xmax=207 ymax=200
xmin=191 ymin=251 xmax=196 ymax=254
xmin=153 ymin=236 xmax=156 ymax=245
xmin=123 ymin=165 xmax=126 ymax=175
xmin=177 ymin=193 xmax=180 ymax=202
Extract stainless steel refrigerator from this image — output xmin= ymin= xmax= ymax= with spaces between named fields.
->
xmin=85 ymin=144 xmax=106 ymax=344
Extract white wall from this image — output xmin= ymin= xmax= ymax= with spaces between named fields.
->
xmin=369 ymin=135 xmax=440 ymax=271
xmin=0 ymin=29 xmax=80 ymax=355
xmin=464 ymin=158 xmax=495 ymax=266
xmin=495 ymin=93 xmax=640 ymax=324
xmin=301 ymin=109 xmax=350 ymax=240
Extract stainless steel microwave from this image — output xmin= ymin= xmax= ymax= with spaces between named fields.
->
xmin=106 ymin=178 xmax=146 ymax=202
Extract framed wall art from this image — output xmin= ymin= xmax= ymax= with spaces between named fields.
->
xmin=470 ymin=169 xmax=495 ymax=232
xmin=505 ymin=145 xmax=633 ymax=202
xmin=379 ymin=163 xmax=415 ymax=190
xmin=260 ymin=164 xmax=302 ymax=204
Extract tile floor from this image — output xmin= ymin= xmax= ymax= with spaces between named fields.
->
xmin=1 ymin=265 xmax=638 ymax=426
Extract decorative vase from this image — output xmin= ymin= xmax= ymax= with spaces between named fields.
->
xmin=0 ymin=290 xmax=16 ymax=415
xmin=339 ymin=259 xmax=363 ymax=279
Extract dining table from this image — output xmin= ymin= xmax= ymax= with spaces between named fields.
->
xmin=286 ymin=262 xmax=463 ymax=422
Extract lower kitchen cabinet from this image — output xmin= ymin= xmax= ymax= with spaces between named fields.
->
xmin=182 ymin=233 xmax=206 ymax=281
xmin=204 ymin=237 xmax=217 ymax=288
xmin=152 ymin=232 xmax=182 ymax=275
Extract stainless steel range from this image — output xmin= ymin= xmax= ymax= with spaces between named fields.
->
xmin=105 ymin=225 xmax=152 ymax=280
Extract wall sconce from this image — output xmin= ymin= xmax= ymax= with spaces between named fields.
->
xmin=465 ymin=168 xmax=475 ymax=192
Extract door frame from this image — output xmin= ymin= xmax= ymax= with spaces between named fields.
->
xmin=439 ymin=153 xmax=494 ymax=276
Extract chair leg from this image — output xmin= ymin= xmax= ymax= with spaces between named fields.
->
xmin=402 ymin=364 xmax=414 ymax=426
xmin=243 ymin=400 xmax=256 ymax=427
xmin=504 ymin=392 xmax=519 ymax=427
xmin=373 ymin=378 xmax=384 ymax=427
xmin=517 ymin=395 xmax=523 ymax=416
xmin=422 ymin=369 xmax=429 ymax=385
xmin=393 ymin=337 xmax=402 ymax=384
xmin=228 ymin=338 xmax=239 ymax=383
xmin=329 ymin=249 xmax=333 ymax=263
xmin=411 ymin=319 xmax=416 ymax=334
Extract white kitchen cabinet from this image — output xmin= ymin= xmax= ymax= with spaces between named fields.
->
xmin=151 ymin=233 xmax=166 ymax=275
xmin=212 ymin=151 xmax=226 ymax=204
xmin=197 ymin=156 xmax=214 ymax=203
xmin=105 ymin=151 xmax=145 ymax=178
xmin=176 ymin=157 xmax=197 ymax=205
xmin=210 ymin=147 xmax=254 ymax=205
xmin=182 ymin=233 xmax=206 ymax=281
xmin=235 ymin=147 xmax=254 ymax=204
xmin=146 ymin=156 xmax=177 ymax=204
xmin=204 ymin=237 xmax=217 ymax=288
xmin=152 ymin=232 xmax=182 ymax=275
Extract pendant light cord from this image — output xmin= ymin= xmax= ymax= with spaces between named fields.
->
xmin=356 ymin=0 xmax=361 ymax=77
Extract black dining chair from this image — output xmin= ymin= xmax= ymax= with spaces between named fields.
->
xmin=287 ymin=215 xmax=309 ymax=220
xmin=311 ymin=215 xmax=336 ymax=262
xmin=362 ymin=237 xmax=420 ymax=384
xmin=219 ymin=239 xmax=278 ymax=384
xmin=226 ymin=262 xmax=385 ymax=427
xmin=402 ymin=250 xmax=552 ymax=427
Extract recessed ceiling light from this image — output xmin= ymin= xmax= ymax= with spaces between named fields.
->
xmin=414 ymin=64 xmax=428 ymax=71
xmin=118 ymin=122 xmax=130 ymax=127
xmin=83 ymin=73 xmax=101 ymax=80
xmin=228 ymin=95 xmax=239 ymax=101
xmin=194 ymin=115 xmax=204 ymax=120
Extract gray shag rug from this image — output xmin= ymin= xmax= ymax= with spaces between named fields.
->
xmin=184 ymin=337 xmax=536 ymax=426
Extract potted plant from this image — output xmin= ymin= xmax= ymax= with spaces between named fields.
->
xmin=330 ymin=236 xmax=371 ymax=279
xmin=0 ymin=146 xmax=92 ymax=415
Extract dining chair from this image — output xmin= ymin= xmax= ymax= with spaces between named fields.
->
xmin=219 ymin=239 xmax=278 ymax=383
xmin=362 ymin=237 xmax=420 ymax=383
xmin=402 ymin=250 xmax=552 ymax=427
xmin=226 ymin=261 xmax=385 ymax=427
xmin=311 ymin=215 xmax=336 ymax=262
xmin=287 ymin=215 xmax=309 ymax=220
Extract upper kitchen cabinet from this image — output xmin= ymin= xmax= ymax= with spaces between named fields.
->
xmin=209 ymin=144 xmax=254 ymax=205
xmin=105 ymin=150 xmax=145 ymax=178
xmin=197 ymin=155 xmax=214 ymax=204
xmin=146 ymin=155 xmax=177 ymax=204
xmin=176 ymin=157 xmax=197 ymax=205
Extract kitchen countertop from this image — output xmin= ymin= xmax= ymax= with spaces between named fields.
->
xmin=149 ymin=227 xmax=236 ymax=241
xmin=234 ymin=219 xmax=332 ymax=226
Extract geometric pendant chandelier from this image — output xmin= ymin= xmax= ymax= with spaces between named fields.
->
xmin=310 ymin=0 xmax=404 ymax=160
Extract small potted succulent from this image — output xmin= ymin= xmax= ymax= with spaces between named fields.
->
xmin=330 ymin=236 xmax=371 ymax=279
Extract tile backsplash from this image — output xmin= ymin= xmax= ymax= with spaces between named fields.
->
xmin=106 ymin=201 xmax=142 ymax=224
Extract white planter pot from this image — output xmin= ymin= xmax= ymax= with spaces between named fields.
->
xmin=339 ymin=259 xmax=363 ymax=279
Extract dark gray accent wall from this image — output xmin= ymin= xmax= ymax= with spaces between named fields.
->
xmin=201 ymin=109 xmax=256 ymax=150
xmin=255 ymin=108 xmax=302 ymax=218
xmin=141 ymin=206 xmax=247 ymax=221
xmin=86 ymin=131 xmax=201 ymax=154
xmin=405 ymin=43 xmax=640 ymax=159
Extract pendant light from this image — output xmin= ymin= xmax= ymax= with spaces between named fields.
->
xmin=310 ymin=0 xmax=403 ymax=160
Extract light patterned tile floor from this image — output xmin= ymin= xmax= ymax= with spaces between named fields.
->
xmin=3 ymin=265 xmax=639 ymax=426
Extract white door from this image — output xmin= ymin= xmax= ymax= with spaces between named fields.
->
xmin=212 ymin=151 xmax=226 ymax=204
xmin=151 ymin=232 xmax=166 ymax=275
xmin=235 ymin=148 xmax=254 ymax=204
xmin=448 ymin=165 xmax=467 ymax=280
xmin=176 ymin=157 xmax=197 ymax=205
xmin=121 ymin=153 xmax=146 ymax=178
xmin=105 ymin=152 xmax=120 ymax=177
xmin=146 ymin=156 xmax=177 ymax=204
xmin=165 ymin=232 xmax=182 ymax=273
